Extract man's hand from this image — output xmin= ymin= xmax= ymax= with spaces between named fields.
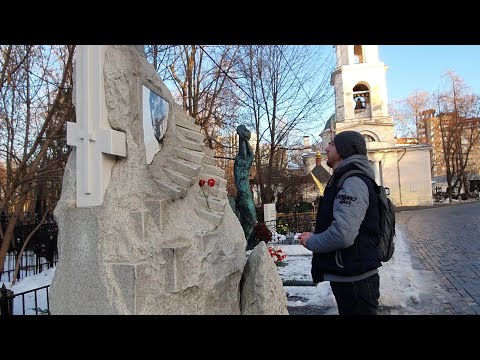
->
xmin=298 ymin=232 xmax=313 ymax=247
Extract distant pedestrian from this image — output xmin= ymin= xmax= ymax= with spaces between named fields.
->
xmin=299 ymin=131 xmax=382 ymax=315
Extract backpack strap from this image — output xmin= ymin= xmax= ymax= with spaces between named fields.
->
xmin=336 ymin=169 xmax=376 ymax=193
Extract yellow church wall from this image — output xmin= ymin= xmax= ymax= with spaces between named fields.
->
xmin=366 ymin=147 xmax=433 ymax=206
xmin=371 ymin=150 xmax=401 ymax=205
xmin=397 ymin=148 xmax=433 ymax=206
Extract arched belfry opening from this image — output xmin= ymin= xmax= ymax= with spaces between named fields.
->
xmin=353 ymin=83 xmax=370 ymax=113
xmin=354 ymin=45 xmax=364 ymax=64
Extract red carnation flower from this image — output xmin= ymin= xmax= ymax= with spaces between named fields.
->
xmin=207 ymin=178 xmax=215 ymax=187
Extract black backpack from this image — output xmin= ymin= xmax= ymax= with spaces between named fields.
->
xmin=337 ymin=170 xmax=396 ymax=262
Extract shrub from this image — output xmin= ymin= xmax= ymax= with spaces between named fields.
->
xmin=276 ymin=220 xmax=289 ymax=235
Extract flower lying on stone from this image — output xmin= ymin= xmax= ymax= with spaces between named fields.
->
xmin=199 ymin=178 xmax=216 ymax=210
xmin=268 ymin=247 xmax=287 ymax=265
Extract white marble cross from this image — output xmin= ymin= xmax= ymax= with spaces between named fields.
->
xmin=67 ymin=46 xmax=127 ymax=207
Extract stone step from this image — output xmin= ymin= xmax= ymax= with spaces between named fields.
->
xmin=167 ymin=157 xmax=202 ymax=178
xmin=195 ymin=194 xmax=227 ymax=212
xmin=186 ymin=115 xmax=197 ymax=124
xmin=218 ymin=188 xmax=228 ymax=200
xmin=177 ymin=126 xmax=205 ymax=143
xmin=217 ymin=177 xmax=228 ymax=188
xmin=153 ymin=178 xmax=187 ymax=201
xmin=202 ymin=154 xmax=217 ymax=166
xmin=176 ymin=116 xmax=201 ymax=132
xmin=204 ymin=147 xmax=215 ymax=157
xmin=201 ymin=162 xmax=225 ymax=178
xmin=206 ymin=186 xmax=228 ymax=200
xmin=164 ymin=167 xmax=194 ymax=189
xmin=194 ymin=206 xmax=223 ymax=227
xmin=177 ymin=136 xmax=206 ymax=152
xmin=176 ymin=147 xmax=204 ymax=165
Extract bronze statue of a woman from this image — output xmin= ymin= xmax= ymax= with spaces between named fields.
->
xmin=234 ymin=125 xmax=257 ymax=244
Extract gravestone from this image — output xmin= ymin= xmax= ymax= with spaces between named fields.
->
xmin=240 ymin=242 xmax=289 ymax=315
xmin=49 ymin=46 xmax=250 ymax=314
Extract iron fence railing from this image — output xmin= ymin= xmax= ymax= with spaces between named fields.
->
xmin=1 ymin=284 xmax=50 ymax=316
xmin=267 ymin=210 xmax=317 ymax=235
xmin=1 ymin=250 xmax=57 ymax=282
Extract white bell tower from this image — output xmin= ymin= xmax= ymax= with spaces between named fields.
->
xmin=331 ymin=45 xmax=395 ymax=144
xmin=320 ymin=45 xmax=434 ymax=208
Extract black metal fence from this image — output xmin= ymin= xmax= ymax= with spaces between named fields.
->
xmin=0 ymin=220 xmax=57 ymax=315
xmin=1 ymin=219 xmax=58 ymax=282
xmin=274 ymin=234 xmax=300 ymax=245
xmin=1 ymin=284 xmax=51 ymax=316
xmin=260 ymin=210 xmax=317 ymax=245
xmin=1 ymin=219 xmax=58 ymax=253
xmin=273 ymin=210 xmax=317 ymax=234
xmin=1 ymin=250 xmax=58 ymax=282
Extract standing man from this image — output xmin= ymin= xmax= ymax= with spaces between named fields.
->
xmin=299 ymin=130 xmax=382 ymax=315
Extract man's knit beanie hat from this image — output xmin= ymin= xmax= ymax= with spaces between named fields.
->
xmin=333 ymin=131 xmax=367 ymax=159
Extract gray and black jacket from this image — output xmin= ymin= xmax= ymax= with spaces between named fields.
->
xmin=305 ymin=155 xmax=382 ymax=283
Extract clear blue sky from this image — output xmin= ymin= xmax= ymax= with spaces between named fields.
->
xmin=378 ymin=45 xmax=480 ymax=104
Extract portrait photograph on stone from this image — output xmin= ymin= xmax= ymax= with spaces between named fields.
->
xmin=142 ymin=85 xmax=169 ymax=163
xmin=149 ymin=88 xmax=169 ymax=142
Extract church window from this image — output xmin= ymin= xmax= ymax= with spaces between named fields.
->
xmin=363 ymin=134 xmax=375 ymax=142
xmin=354 ymin=45 xmax=364 ymax=64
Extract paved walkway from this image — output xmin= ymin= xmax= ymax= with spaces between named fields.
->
xmin=396 ymin=200 xmax=480 ymax=314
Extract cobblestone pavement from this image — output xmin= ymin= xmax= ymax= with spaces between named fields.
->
xmin=288 ymin=200 xmax=480 ymax=315
xmin=396 ymin=201 xmax=480 ymax=315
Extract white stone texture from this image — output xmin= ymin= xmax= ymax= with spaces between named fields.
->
xmin=50 ymin=46 xmax=247 ymax=314
xmin=240 ymin=241 xmax=289 ymax=315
